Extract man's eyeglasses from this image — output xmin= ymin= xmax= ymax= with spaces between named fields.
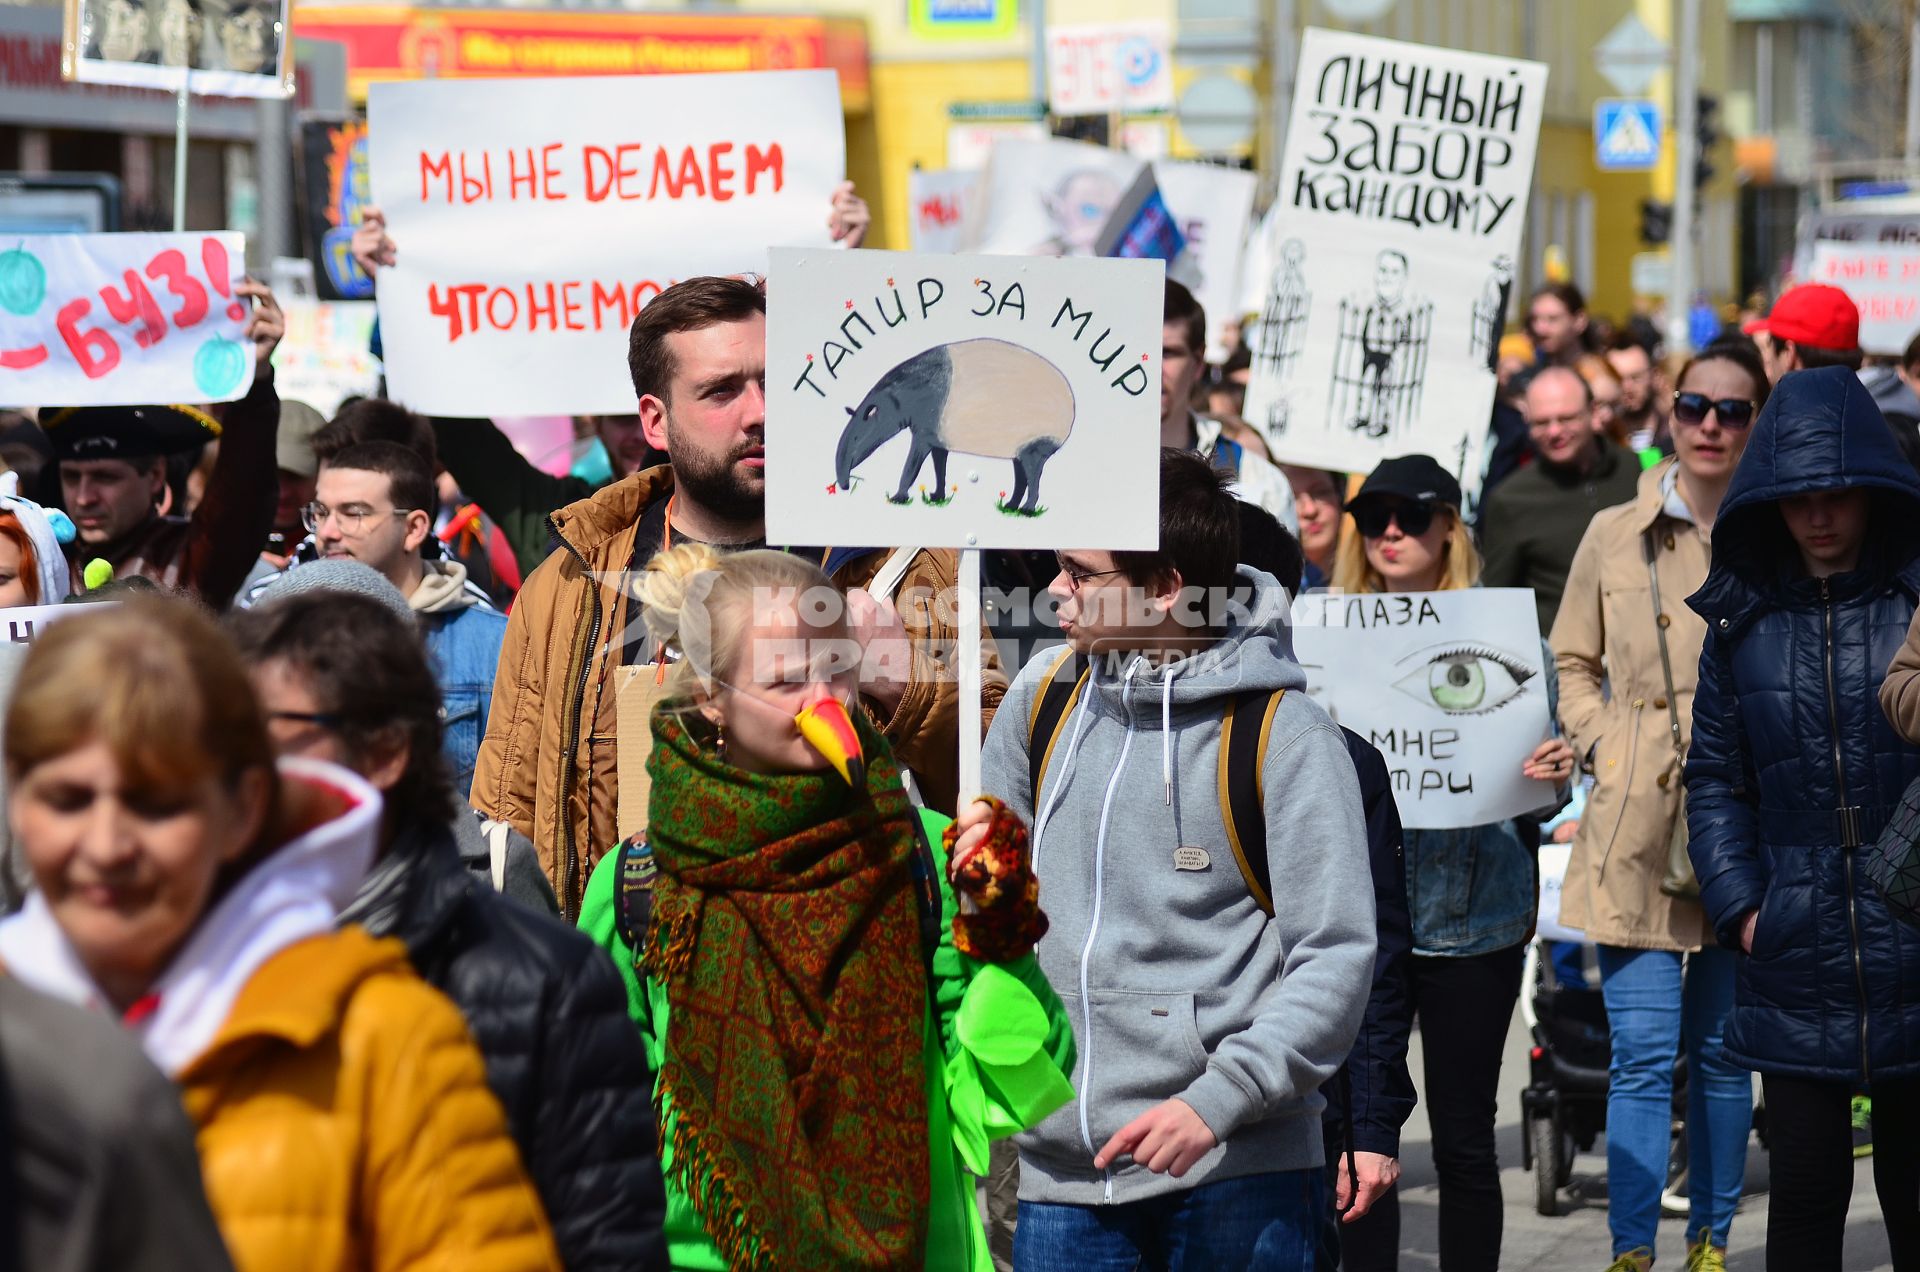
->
xmin=1351 ymin=499 xmax=1437 ymax=539
xmin=300 ymin=503 xmax=415 ymax=534
xmin=1054 ymin=554 xmax=1129 ymax=593
xmin=1672 ymin=392 xmax=1757 ymax=430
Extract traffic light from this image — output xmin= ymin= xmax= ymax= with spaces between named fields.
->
xmin=1640 ymin=198 xmax=1673 ymax=245
xmin=1695 ymin=93 xmax=1720 ymax=189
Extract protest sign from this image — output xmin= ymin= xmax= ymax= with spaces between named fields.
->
xmin=0 ymin=603 xmax=90 ymax=644
xmin=367 ymin=70 xmax=844 ymax=416
xmin=1243 ymin=31 xmax=1547 ymax=495
xmin=1093 ymin=166 xmax=1184 ymax=261
xmin=766 ymin=247 xmax=1163 ymax=550
xmin=907 ymin=169 xmax=977 ymax=254
xmin=1046 ymin=21 xmax=1174 ymax=117
xmin=298 ymin=117 xmax=374 ymax=301
xmin=0 ymin=232 xmax=255 ymax=406
xmin=961 ymin=138 xmax=1144 ymax=258
xmin=271 ymin=300 xmax=381 ymax=416
xmin=1291 ymin=586 xmax=1553 ymax=829
xmin=1810 ymin=241 xmax=1920 ymax=355
xmin=1153 ymin=160 xmax=1257 ymax=361
xmin=65 ymin=0 xmax=291 ymax=98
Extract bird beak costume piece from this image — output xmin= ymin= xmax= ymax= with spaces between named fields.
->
xmin=795 ymin=698 xmax=865 ymax=789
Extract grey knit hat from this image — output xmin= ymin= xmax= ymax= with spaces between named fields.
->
xmin=254 ymin=559 xmax=415 ymax=624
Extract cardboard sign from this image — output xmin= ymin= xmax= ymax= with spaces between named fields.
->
xmin=367 ymin=70 xmax=845 ymax=416
xmin=1243 ymin=31 xmax=1546 ymax=495
xmin=0 ymin=232 xmax=255 ymax=405
xmin=298 ymin=117 xmax=375 ymax=301
xmin=1153 ymin=160 xmax=1257 ymax=360
xmin=64 ymin=0 xmax=292 ymax=98
xmin=271 ymin=300 xmax=381 ymax=417
xmin=765 ymin=247 xmax=1163 ymax=550
xmin=616 ymin=664 xmax=673 ymax=843
xmin=0 ymin=603 xmax=91 ymax=644
xmin=961 ymin=138 xmax=1144 ymax=258
xmin=1810 ymin=241 xmax=1920 ymax=356
xmin=907 ymin=169 xmax=977 ymax=254
xmin=1291 ymin=587 xmax=1554 ymax=830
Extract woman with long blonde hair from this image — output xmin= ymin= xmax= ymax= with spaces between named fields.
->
xmin=579 ymin=543 xmax=1075 ymax=1271
xmin=1331 ymin=455 xmax=1572 ymax=1272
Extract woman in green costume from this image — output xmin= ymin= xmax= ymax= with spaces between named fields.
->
xmin=579 ymin=543 xmax=1075 ymax=1271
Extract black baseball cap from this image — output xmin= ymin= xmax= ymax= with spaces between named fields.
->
xmin=1349 ymin=453 xmax=1462 ymax=512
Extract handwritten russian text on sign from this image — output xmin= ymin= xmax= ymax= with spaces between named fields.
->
xmin=367 ymin=70 xmax=844 ymax=416
xmin=0 ymin=603 xmax=93 ymax=644
xmin=766 ymin=248 xmax=1163 ymax=550
xmin=1046 ymin=21 xmax=1173 ymax=116
xmin=1243 ymin=31 xmax=1546 ymax=496
xmin=908 ymin=169 xmax=977 ymax=254
xmin=0 ymin=232 xmax=254 ymax=405
xmin=1291 ymin=586 xmax=1553 ymax=829
xmin=1810 ymin=242 xmax=1920 ymax=355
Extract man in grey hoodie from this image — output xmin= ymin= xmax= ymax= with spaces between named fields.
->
xmin=980 ymin=448 xmax=1377 ymax=1267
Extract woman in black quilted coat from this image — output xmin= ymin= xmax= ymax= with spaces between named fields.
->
xmin=1685 ymin=365 xmax=1920 ymax=1269
xmin=229 ymin=587 xmax=668 ymax=1272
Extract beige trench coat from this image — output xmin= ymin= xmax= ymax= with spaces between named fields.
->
xmin=1550 ymin=459 xmax=1716 ymax=951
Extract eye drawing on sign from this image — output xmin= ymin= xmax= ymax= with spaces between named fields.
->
xmin=1329 ymin=249 xmax=1433 ymax=441
xmin=1036 ymin=169 xmax=1124 ymax=258
xmin=1251 ymin=238 xmax=1311 ymax=436
xmin=1470 ymin=255 xmax=1514 ymax=372
xmin=831 ymin=338 xmax=1076 ymax=517
xmin=1390 ymin=642 xmax=1537 ymax=716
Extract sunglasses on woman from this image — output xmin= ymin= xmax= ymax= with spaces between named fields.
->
xmin=1672 ymin=391 xmax=1757 ymax=429
xmin=1352 ymin=499 xmax=1437 ymax=539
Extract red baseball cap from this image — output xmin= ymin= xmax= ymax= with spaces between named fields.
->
xmin=1742 ymin=283 xmax=1860 ymax=352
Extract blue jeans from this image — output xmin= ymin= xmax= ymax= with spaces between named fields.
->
xmin=1597 ymin=945 xmax=1752 ymax=1256
xmin=1014 ymin=1170 xmax=1326 ymax=1271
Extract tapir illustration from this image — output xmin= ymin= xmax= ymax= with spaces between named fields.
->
xmin=833 ymin=338 xmax=1076 ymax=513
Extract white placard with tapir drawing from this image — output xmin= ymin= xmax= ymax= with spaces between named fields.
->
xmin=1243 ymin=30 xmax=1546 ymax=498
xmin=766 ymin=248 xmax=1163 ymax=550
xmin=1290 ymin=586 xmax=1554 ymax=830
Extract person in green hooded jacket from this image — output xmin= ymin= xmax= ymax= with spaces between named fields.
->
xmin=580 ymin=541 xmax=1074 ymax=1271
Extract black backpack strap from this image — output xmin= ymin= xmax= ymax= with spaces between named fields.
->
xmin=613 ymin=834 xmax=658 ymax=961
xmin=1027 ymin=647 xmax=1090 ymax=809
xmin=906 ymin=814 xmax=942 ymax=974
xmin=1219 ymin=688 xmax=1285 ymax=917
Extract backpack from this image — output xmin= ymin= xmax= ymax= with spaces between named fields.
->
xmin=1026 ymin=647 xmax=1286 ymax=916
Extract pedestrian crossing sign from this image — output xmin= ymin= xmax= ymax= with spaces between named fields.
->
xmin=1594 ymin=98 xmax=1662 ymax=172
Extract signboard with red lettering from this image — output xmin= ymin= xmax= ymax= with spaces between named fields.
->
xmin=1810 ymin=241 xmax=1920 ymax=356
xmin=907 ymin=169 xmax=975 ymax=254
xmin=1045 ymin=21 xmax=1172 ymax=117
xmin=0 ymin=232 xmax=254 ymax=405
xmin=366 ymin=69 xmax=844 ymax=415
xmin=1242 ymin=30 xmax=1547 ymax=498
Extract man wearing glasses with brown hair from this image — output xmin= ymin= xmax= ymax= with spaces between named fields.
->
xmin=299 ymin=438 xmax=507 ymax=792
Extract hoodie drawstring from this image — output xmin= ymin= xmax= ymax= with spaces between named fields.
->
xmin=1161 ymin=664 xmax=1175 ymax=805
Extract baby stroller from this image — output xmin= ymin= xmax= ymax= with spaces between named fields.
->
xmin=1518 ymin=936 xmax=1614 ymax=1215
xmin=1521 ymin=839 xmax=1693 ymax=1217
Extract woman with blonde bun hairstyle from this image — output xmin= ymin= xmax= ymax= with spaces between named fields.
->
xmin=580 ymin=543 xmax=1076 ymax=1271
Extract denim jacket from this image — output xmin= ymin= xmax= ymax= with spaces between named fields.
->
xmin=1405 ymin=644 xmax=1559 ymax=958
xmin=424 ymin=602 xmax=509 ymax=797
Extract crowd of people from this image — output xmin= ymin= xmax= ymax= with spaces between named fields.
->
xmin=2 ymin=183 xmax=1920 ymax=1272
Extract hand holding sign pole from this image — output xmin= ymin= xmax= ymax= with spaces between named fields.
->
xmin=769 ymin=248 xmax=1163 ymax=801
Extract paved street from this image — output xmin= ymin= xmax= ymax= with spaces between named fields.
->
xmin=1391 ymin=1002 xmax=1893 ymax=1270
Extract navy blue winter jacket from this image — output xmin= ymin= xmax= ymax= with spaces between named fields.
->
xmin=1322 ymin=727 xmax=1416 ymax=1158
xmin=1685 ymin=366 xmax=1920 ymax=1082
